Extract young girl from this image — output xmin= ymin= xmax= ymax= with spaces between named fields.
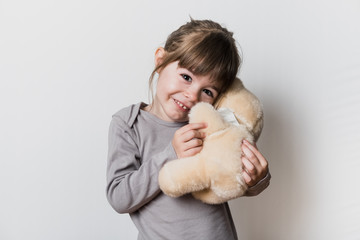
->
xmin=107 ymin=19 xmax=270 ymax=240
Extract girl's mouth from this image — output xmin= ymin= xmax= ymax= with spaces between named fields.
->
xmin=173 ymin=99 xmax=189 ymax=111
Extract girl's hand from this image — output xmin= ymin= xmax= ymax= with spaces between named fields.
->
xmin=172 ymin=123 xmax=207 ymax=158
xmin=241 ymin=140 xmax=269 ymax=187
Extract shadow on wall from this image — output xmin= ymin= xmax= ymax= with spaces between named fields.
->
xmin=230 ymin=91 xmax=313 ymax=240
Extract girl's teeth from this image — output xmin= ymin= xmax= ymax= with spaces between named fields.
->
xmin=175 ymin=100 xmax=188 ymax=110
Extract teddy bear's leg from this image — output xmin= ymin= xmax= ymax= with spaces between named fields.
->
xmin=158 ymin=155 xmax=210 ymax=198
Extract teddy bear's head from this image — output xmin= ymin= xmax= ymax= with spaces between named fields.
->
xmin=189 ymin=78 xmax=263 ymax=141
xmin=214 ymin=78 xmax=263 ymax=141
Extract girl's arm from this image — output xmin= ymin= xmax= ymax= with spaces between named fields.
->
xmin=106 ymin=117 xmax=176 ymax=214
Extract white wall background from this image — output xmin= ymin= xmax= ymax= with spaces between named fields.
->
xmin=1 ymin=0 xmax=359 ymax=239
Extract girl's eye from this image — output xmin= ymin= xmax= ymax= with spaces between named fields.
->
xmin=181 ymin=74 xmax=192 ymax=82
xmin=203 ymin=89 xmax=214 ymax=98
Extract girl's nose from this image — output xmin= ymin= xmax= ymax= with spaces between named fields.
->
xmin=184 ymin=87 xmax=199 ymax=103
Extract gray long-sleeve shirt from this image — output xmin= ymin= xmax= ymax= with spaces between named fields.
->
xmin=106 ymin=102 xmax=270 ymax=240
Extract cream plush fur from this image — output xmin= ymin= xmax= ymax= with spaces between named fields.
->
xmin=158 ymin=78 xmax=263 ymax=204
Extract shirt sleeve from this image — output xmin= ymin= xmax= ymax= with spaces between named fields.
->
xmin=244 ymin=171 xmax=271 ymax=197
xmin=106 ymin=116 xmax=176 ymax=214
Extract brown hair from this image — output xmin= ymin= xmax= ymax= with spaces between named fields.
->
xmin=149 ymin=18 xmax=241 ymax=102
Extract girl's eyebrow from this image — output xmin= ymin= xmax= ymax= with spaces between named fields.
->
xmin=178 ymin=66 xmax=194 ymax=75
xmin=212 ymin=85 xmax=220 ymax=93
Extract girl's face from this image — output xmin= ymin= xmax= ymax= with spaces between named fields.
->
xmin=151 ymin=61 xmax=220 ymax=122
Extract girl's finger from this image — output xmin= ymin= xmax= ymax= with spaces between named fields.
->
xmin=184 ymin=138 xmax=203 ymax=151
xmin=242 ymin=156 xmax=257 ymax=176
xmin=243 ymin=140 xmax=268 ymax=168
xmin=183 ymin=146 xmax=203 ymax=157
xmin=241 ymin=171 xmax=253 ymax=186
xmin=242 ymin=144 xmax=260 ymax=167
xmin=182 ymin=129 xmax=205 ymax=142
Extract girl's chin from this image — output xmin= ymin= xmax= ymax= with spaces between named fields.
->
xmin=174 ymin=117 xmax=189 ymax=123
xmin=154 ymin=109 xmax=188 ymax=122
xmin=167 ymin=113 xmax=189 ymax=123
xmin=151 ymin=101 xmax=189 ymax=122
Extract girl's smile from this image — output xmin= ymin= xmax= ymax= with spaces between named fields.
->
xmin=173 ymin=98 xmax=190 ymax=111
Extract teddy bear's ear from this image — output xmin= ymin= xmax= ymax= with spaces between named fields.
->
xmin=214 ymin=78 xmax=244 ymax=109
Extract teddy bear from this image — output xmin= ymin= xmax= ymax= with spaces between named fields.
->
xmin=158 ymin=78 xmax=264 ymax=204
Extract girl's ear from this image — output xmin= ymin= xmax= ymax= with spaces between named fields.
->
xmin=154 ymin=47 xmax=166 ymax=69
